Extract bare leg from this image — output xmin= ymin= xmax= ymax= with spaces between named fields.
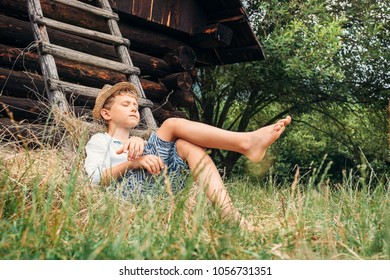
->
xmin=176 ymin=139 xmax=259 ymax=231
xmin=156 ymin=116 xmax=291 ymax=163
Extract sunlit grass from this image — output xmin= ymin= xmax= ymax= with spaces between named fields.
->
xmin=0 ymin=123 xmax=388 ymax=260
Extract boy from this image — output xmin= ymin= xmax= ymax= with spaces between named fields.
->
xmin=84 ymin=82 xmax=291 ymax=231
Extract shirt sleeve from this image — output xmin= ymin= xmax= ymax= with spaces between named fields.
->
xmin=84 ymin=133 xmax=111 ymax=184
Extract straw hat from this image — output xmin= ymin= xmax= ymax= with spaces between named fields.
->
xmin=92 ymin=82 xmax=140 ymax=120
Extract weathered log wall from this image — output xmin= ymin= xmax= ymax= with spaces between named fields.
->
xmin=0 ymin=0 xmax=198 ymax=132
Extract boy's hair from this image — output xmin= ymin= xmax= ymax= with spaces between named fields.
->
xmin=92 ymin=82 xmax=139 ymax=120
xmin=102 ymin=91 xmax=137 ymax=111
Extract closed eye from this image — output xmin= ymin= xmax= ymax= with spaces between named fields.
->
xmin=121 ymin=101 xmax=138 ymax=110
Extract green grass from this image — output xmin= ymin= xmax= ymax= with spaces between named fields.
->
xmin=0 ymin=143 xmax=388 ymax=260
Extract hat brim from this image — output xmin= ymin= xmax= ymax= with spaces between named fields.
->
xmin=92 ymin=82 xmax=140 ymax=120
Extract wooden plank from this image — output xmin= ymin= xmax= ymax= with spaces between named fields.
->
xmin=40 ymin=42 xmax=141 ymax=75
xmin=32 ymin=15 xmax=130 ymax=46
xmin=51 ymin=0 xmax=119 ymax=20
xmin=0 ymin=1 xmax=199 ymax=62
xmin=0 ymin=15 xmax=174 ymax=78
xmin=0 ymin=59 xmax=170 ymax=104
xmin=191 ymin=23 xmax=234 ymax=48
xmin=48 ymin=79 xmax=154 ymax=108
xmin=131 ymin=0 xmax=152 ymax=20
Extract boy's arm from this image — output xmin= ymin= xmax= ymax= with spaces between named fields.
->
xmin=100 ymin=160 xmax=136 ymax=186
xmin=85 ymin=134 xmax=164 ymax=186
xmin=116 ymin=136 xmax=147 ymax=161
xmin=101 ymin=155 xmax=165 ymax=186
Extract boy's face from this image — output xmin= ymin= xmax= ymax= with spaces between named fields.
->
xmin=101 ymin=94 xmax=140 ymax=129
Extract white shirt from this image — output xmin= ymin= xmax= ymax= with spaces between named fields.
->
xmin=84 ymin=133 xmax=127 ymax=184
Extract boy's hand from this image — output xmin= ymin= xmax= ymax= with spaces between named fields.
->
xmin=116 ymin=136 xmax=146 ymax=161
xmin=132 ymin=155 xmax=164 ymax=175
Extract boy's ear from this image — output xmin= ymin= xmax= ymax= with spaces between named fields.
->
xmin=100 ymin=108 xmax=111 ymax=121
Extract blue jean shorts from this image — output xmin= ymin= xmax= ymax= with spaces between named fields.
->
xmin=119 ymin=132 xmax=189 ymax=195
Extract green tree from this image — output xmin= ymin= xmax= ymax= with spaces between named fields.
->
xmin=190 ymin=0 xmax=389 ymax=178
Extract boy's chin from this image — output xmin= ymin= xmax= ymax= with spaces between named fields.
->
xmin=127 ymin=121 xmax=140 ymax=129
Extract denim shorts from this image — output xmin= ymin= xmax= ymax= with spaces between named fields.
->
xmin=119 ymin=132 xmax=189 ymax=195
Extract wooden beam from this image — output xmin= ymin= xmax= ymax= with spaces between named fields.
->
xmin=207 ymin=8 xmax=246 ymax=23
xmin=160 ymin=72 xmax=193 ymax=91
xmin=152 ymin=105 xmax=187 ymax=124
xmin=0 ymin=48 xmax=171 ymax=104
xmin=171 ymin=89 xmax=195 ymax=108
xmin=51 ymin=0 xmax=119 ymax=20
xmin=0 ymin=67 xmax=153 ymax=109
xmin=39 ymin=42 xmax=140 ymax=75
xmin=0 ymin=117 xmax=62 ymax=146
xmin=163 ymin=46 xmax=196 ymax=71
xmin=0 ymin=95 xmax=46 ymax=121
xmin=32 ymin=14 xmax=130 ymax=46
xmin=191 ymin=23 xmax=234 ymax=48
xmin=48 ymin=78 xmax=153 ymax=108
xmin=0 ymin=14 xmax=174 ymax=78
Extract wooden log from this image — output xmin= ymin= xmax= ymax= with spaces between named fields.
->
xmin=0 ymin=67 xmax=152 ymax=109
xmin=171 ymin=89 xmax=195 ymax=108
xmin=0 ymin=0 xmax=221 ymax=66
xmin=153 ymin=100 xmax=175 ymax=111
xmin=0 ymin=14 xmax=174 ymax=78
xmin=159 ymin=72 xmax=192 ymax=91
xmin=0 ymin=68 xmax=189 ymax=126
xmin=0 ymin=43 xmax=171 ymax=100
xmin=0 ymin=42 xmax=126 ymax=86
xmin=0 ymin=94 xmax=97 ymax=122
xmin=152 ymin=105 xmax=187 ymax=124
xmin=0 ymin=43 xmax=169 ymax=97
xmin=0 ymin=67 xmax=46 ymax=98
xmin=0 ymin=117 xmax=62 ymax=146
xmin=51 ymin=0 xmax=119 ymax=20
xmin=0 ymin=0 xmax=176 ymax=52
xmin=191 ymin=23 xmax=234 ymax=48
xmin=163 ymin=46 xmax=196 ymax=71
xmin=141 ymin=79 xmax=171 ymax=102
xmin=0 ymin=95 xmax=47 ymax=121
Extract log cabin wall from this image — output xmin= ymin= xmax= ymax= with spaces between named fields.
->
xmin=0 ymin=0 xmax=264 ymax=142
xmin=111 ymin=0 xmax=206 ymax=34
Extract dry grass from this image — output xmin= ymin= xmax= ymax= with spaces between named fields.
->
xmin=0 ymin=111 xmax=389 ymax=260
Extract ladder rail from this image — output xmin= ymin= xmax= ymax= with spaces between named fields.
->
xmin=97 ymin=0 xmax=157 ymax=129
xmin=27 ymin=0 xmax=70 ymax=112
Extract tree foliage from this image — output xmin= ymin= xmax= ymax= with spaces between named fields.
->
xmin=190 ymin=0 xmax=389 ymax=179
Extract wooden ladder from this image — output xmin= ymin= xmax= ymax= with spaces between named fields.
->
xmin=26 ymin=0 xmax=157 ymax=130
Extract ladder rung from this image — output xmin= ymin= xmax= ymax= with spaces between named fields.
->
xmin=32 ymin=15 xmax=130 ymax=47
xmin=50 ymin=0 xmax=119 ymax=20
xmin=40 ymin=43 xmax=140 ymax=75
xmin=48 ymin=79 xmax=154 ymax=108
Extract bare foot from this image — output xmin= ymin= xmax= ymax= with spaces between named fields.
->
xmin=244 ymin=116 xmax=291 ymax=163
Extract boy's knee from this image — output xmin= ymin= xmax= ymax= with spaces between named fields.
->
xmin=161 ymin=117 xmax=181 ymax=130
xmin=176 ymin=139 xmax=207 ymax=161
xmin=176 ymin=139 xmax=190 ymax=158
